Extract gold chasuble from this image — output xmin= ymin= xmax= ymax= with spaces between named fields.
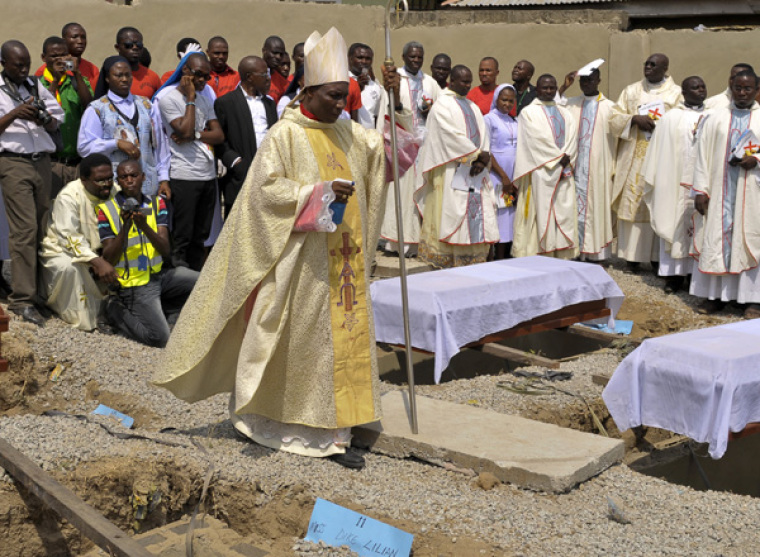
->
xmin=152 ymin=108 xmax=387 ymax=435
xmin=303 ymin=127 xmax=374 ymax=427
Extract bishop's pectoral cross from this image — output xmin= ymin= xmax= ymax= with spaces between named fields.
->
xmin=330 ymin=232 xmax=361 ymax=310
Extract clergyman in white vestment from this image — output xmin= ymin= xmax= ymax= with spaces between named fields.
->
xmin=689 ymin=71 xmax=760 ymax=319
xmin=643 ymin=76 xmax=707 ymax=293
xmin=609 ymin=54 xmax=683 ymax=270
xmin=512 ymin=74 xmax=579 ymax=259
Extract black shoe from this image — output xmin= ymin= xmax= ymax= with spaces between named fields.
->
xmin=329 ymin=449 xmax=365 ymax=470
xmin=663 ymin=276 xmax=684 ymax=294
xmin=35 ymin=304 xmax=53 ymax=319
xmin=651 ymin=261 xmax=660 ymax=274
xmin=11 ymin=305 xmax=46 ymax=326
xmin=623 ymin=261 xmax=641 ymax=274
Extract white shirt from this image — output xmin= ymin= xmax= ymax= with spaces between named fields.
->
xmin=350 ymin=71 xmax=383 ymax=129
xmin=241 ymin=86 xmax=269 ymax=148
xmin=0 ymin=74 xmax=64 ymax=154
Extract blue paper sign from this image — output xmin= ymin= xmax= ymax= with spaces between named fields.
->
xmin=581 ymin=319 xmax=634 ymax=336
xmin=91 ymin=404 xmax=134 ymax=428
xmin=305 ymin=498 xmax=413 ymax=557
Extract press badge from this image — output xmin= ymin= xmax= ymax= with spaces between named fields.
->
xmin=137 ymin=254 xmax=149 ymax=271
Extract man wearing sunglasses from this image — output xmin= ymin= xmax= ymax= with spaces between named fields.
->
xmin=115 ymin=27 xmax=161 ymax=98
xmin=158 ymin=53 xmax=224 ymax=271
xmin=39 ymin=153 xmax=119 ymax=331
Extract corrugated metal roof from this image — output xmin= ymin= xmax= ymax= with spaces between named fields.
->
xmin=442 ymin=0 xmax=625 ymax=7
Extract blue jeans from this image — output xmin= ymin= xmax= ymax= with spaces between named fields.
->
xmin=106 ymin=267 xmax=199 ymax=347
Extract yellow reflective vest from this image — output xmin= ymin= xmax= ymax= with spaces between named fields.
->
xmin=98 ymin=196 xmax=163 ymax=288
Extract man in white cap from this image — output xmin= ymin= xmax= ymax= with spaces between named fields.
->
xmin=153 ymin=27 xmax=404 ymax=470
xmin=561 ymin=62 xmax=616 ymax=261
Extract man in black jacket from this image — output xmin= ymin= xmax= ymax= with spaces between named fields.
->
xmin=215 ymin=56 xmax=277 ymax=217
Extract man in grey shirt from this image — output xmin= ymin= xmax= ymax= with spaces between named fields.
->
xmin=159 ymin=53 xmax=224 ymax=270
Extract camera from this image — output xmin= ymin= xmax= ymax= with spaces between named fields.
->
xmin=31 ymin=99 xmax=52 ymax=126
xmin=121 ymin=197 xmax=151 ymax=217
xmin=64 ymin=60 xmax=75 ymax=72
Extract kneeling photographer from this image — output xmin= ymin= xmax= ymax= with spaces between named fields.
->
xmin=97 ymin=159 xmax=198 ymax=347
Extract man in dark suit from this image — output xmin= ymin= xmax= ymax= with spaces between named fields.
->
xmin=215 ymin=56 xmax=277 ymax=216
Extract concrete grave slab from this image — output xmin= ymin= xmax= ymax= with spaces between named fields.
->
xmin=354 ymin=391 xmax=624 ymax=493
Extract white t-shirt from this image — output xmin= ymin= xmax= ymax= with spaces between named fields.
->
xmin=159 ymin=87 xmax=217 ymax=181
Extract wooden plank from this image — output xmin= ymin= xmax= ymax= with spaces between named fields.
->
xmin=479 ymin=343 xmax=561 ymax=370
xmin=592 ymin=373 xmax=611 ymax=387
xmin=0 ymin=306 xmax=8 ymax=372
xmin=729 ymin=422 xmax=760 ymax=441
xmin=0 ymin=437 xmax=153 ymax=557
xmin=567 ymin=324 xmax=643 ymax=346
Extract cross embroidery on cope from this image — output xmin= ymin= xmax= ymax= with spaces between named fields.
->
xmin=65 ymin=237 xmax=83 ymax=256
xmin=326 ymin=152 xmax=344 ymax=171
xmin=330 ymin=232 xmax=362 ymax=331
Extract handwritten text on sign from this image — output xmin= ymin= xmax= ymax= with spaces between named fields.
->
xmin=305 ymin=498 xmax=413 ymax=557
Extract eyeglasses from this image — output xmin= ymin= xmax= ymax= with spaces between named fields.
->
xmin=92 ymin=178 xmax=114 ymax=187
xmin=191 ymin=70 xmax=211 ymax=80
xmin=122 ymin=41 xmax=143 ymax=50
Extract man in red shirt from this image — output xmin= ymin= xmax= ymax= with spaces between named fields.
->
xmin=466 ymin=56 xmax=499 ymax=115
xmin=35 ymin=23 xmax=99 ymax=84
xmin=115 ymin=27 xmax=161 ymax=98
xmin=207 ymin=36 xmax=240 ymax=98
xmin=262 ymin=35 xmax=288 ymax=103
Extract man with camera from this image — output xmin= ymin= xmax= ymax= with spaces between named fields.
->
xmin=97 ymin=159 xmax=198 ymax=348
xmin=39 ymin=36 xmax=93 ymax=198
xmin=0 ymin=40 xmax=64 ymax=325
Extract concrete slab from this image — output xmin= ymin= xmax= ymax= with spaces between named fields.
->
xmin=353 ymin=391 xmax=624 ymax=493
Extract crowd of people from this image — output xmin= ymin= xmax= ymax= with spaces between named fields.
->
xmin=2 ymin=20 xmax=759 ymax=467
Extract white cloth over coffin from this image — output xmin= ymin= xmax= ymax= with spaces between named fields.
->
xmin=371 ymin=256 xmax=623 ymax=383
xmin=603 ymin=319 xmax=760 ymax=459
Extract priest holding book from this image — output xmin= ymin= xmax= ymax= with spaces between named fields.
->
xmin=689 ymin=70 xmax=760 ymax=318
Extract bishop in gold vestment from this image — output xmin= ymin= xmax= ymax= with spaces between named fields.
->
xmin=153 ymin=28 xmax=390 ymax=463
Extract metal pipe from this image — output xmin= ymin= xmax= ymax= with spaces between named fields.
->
xmin=384 ymin=0 xmax=418 ymax=434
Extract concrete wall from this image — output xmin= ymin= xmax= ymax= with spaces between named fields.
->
xmin=2 ymin=0 xmax=759 ymax=100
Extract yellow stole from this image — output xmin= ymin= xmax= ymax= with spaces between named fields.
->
xmin=303 ymin=126 xmax=375 ymax=428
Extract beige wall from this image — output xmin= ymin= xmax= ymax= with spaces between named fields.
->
xmin=2 ymin=0 xmax=758 ymax=100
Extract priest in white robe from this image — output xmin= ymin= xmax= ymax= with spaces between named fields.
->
xmin=705 ymin=63 xmax=754 ymax=110
xmin=153 ymin=28 xmax=400 ymax=470
xmin=643 ymin=76 xmax=707 ymax=293
xmin=512 ymin=74 xmax=579 ymax=259
xmin=689 ymin=71 xmax=760 ymax=319
xmin=378 ymin=41 xmax=441 ymax=255
xmin=564 ymin=66 xmax=616 ymax=261
xmin=39 ymin=154 xmax=119 ymax=331
xmin=415 ymin=65 xmax=499 ymax=268
xmin=609 ymin=54 xmax=682 ymax=271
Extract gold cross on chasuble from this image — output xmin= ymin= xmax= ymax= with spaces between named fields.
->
xmin=303 ymin=125 xmax=375 ymax=427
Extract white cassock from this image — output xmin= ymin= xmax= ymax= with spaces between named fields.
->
xmin=415 ymin=88 xmax=499 ymax=268
xmin=39 ymin=180 xmax=118 ymax=331
xmin=565 ymin=93 xmax=617 ymax=260
xmin=609 ymin=77 xmax=683 ymax=262
xmin=378 ymin=68 xmax=441 ymax=252
xmin=705 ymin=87 xmax=731 ymax=111
xmin=512 ymin=98 xmax=579 ymax=259
xmin=689 ymin=102 xmax=760 ymax=303
xmin=643 ymin=103 xmax=705 ymax=277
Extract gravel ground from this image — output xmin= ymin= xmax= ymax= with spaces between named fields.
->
xmin=1 ymin=257 xmax=758 ymax=556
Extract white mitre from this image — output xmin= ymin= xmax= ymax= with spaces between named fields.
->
xmin=304 ymin=27 xmax=350 ymax=87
